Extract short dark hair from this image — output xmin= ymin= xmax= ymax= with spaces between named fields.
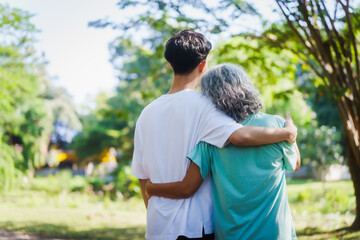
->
xmin=164 ymin=30 xmax=212 ymax=75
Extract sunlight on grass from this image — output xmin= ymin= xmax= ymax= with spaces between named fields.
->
xmin=0 ymin=191 xmax=146 ymax=239
xmin=287 ymin=180 xmax=359 ymax=240
xmin=0 ymin=180 xmax=359 ymax=239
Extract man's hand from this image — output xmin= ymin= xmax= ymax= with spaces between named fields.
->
xmin=145 ymin=162 xmax=204 ymax=199
xmin=145 ymin=179 xmax=152 ymax=199
xmin=284 ymin=112 xmax=297 ymax=143
xmin=139 ymin=179 xmax=150 ymax=209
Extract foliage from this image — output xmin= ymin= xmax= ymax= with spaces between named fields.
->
xmin=296 ymin=186 xmax=351 ymax=214
xmin=287 ymin=180 xmax=355 ymax=214
xmin=212 ymin=35 xmax=312 ymax=127
xmin=297 ymin=188 xmax=311 ymax=202
xmin=0 ymin=143 xmax=22 ymax=191
xmin=298 ymin=122 xmax=344 ymax=181
xmin=30 ymin=171 xmax=88 ymax=194
xmin=87 ymin=176 xmax=107 ymax=192
xmin=113 ymin=165 xmax=141 ymax=199
xmin=89 ymin=0 xmax=258 ymax=38
xmin=0 ymin=3 xmax=81 ymax=192
xmin=0 ymin=4 xmax=48 ymax=190
xmin=322 ymin=188 xmax=350 ymax=214
xmin=30 ymin=167 xmax=142 ymax=199
xmin=72 ymin=92 xmax=130 ymax=160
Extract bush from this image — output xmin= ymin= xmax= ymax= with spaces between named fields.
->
xmin=87 ymin=177 xmax=107 ymax=192
xmin=30 ymin=170 xmax=87 ymax=194
xmin=0 ymin=143 xmax=23 ymax=191
xmin=113 ymin=165 xmax=141 ymax=199
xmin=297 ymin=188 xmax=312 ymax=202
xmin=298 ymin=122 xmax=344 ymax=181
xmin=321 ymin=189 xmax=350 ymax=214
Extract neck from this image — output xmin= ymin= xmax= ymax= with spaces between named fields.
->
xmin=168 ymin=71 xmax=201 ymax=94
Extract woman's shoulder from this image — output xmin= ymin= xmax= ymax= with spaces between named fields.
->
xmin=247 ymin=112 xmax=285 ymax=128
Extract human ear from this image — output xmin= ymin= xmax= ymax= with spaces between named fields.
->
xmin=198 ymin=60 xmax=207 ymax=73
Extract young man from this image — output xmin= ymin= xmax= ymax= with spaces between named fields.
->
xmin=131 ymin=30 xmax=297 ymax=240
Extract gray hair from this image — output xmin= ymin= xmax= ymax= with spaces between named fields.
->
xmin=201 ymin=63 xmax=264 ymax=122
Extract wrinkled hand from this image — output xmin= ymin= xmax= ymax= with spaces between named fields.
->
xmin=284 ymin=112 xmax=297 ymax=143
xmin=145 ymin=179 xmax=152 ymax=199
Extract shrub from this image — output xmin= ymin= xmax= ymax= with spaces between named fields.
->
xmin=321 ymin=189 xmax=350 ymax=214
xmin=87 ymin=177 xmax=107 ymax=192
xmin=30 ymin=170 xmax=87 ymax=194
xmin=297 ymin=188 xmax=312 ymax=202
xmin=113 ymin=165 xmax=141 ymax=199
xmin=298 ymin=122 xmax=344 ymax=181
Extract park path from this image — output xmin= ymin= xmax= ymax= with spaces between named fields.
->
xmin=0 ymin=229 xmax=69 ymax=240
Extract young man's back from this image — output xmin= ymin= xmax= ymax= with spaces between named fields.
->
xmin=132 ymin=89 xmax=240 ymax=239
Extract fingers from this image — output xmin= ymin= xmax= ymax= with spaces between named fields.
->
xmin=284 ymin=112 xmax=297 ymax=143
xmin=288 ymin=137 xmax=296 ymax=144
xmin=286 ymin=111 xmax=293 ymax=122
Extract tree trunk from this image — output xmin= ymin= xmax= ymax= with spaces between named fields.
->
xmin=275 ymin=0 xmax=360 ymax=230
xmin=347 ymin=141 xmax=360 ymax=229
xmin=338 ymin=99 xmax=360 ymax=230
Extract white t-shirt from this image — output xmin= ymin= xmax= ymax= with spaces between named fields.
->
xmin=131 ymin=89 xmax=241 ymax=240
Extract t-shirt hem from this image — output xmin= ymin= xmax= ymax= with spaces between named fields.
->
xmin=131 ymin=169 xmax=148 ymax=179
xmin=146 ymin=231 xmax=210 ymax=240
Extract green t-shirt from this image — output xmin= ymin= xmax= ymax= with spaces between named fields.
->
xmin=188 ymin=112 xmax=298 ymax=240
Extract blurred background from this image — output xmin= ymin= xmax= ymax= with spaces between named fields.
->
xmin=0 ymin=0 xmax=359 ymax=239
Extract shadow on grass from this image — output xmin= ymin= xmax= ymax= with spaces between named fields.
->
xmin=297 ymin=226 xmax=360 ymax=240
xmin=1 ymin=221 xmax=146 ymax=240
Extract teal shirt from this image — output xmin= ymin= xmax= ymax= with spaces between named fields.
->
xmin=188 ymin=112 xmax=298 ymax=240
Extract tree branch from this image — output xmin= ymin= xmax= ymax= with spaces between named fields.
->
xmin=317 ymin=1 xmax=348 ymax=89
xmin=276 ymin=1 xmax=316 ymax=55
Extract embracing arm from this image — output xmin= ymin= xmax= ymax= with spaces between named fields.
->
xmin=146 ymin=162 xmax=203 ymax=199
xmin=229 ymin=112 xmax=297 ymax=146
xmin=139 ymin=179 xmax=150 ymax=208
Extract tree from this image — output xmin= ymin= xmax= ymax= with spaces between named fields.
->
xmin=0 ymin=4 xmax=81 ymax=190
xmin=0 ymin=3 xmax=47 ymax=187
xmin=263 ymin=0 xmax=360 ymax=229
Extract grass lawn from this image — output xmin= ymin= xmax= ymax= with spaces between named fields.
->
xmin=287 ymin=179 xmax=359 ymax=240
xmin=0 ymin=179 xmax=359 ymax=239
xmin=0 ymin=190 xmax=146 ymax=239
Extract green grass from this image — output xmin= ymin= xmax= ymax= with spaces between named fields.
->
xmin=0 ymin=190 xmax=146 ymax=239
xmin=0 ymin=178 xmax=359 ymax=239
xmin=287 ymin=179 xmax=359 ymax=240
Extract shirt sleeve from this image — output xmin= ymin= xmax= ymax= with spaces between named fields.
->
xmin=198 ymin=98 xmax=242 ymax=148
xmin=279 ymin=141 xmax=297 ymax=172
xmin=187 ymin=142 xmax=212 ymax=180
xmin=131 ymin=120 xmax=149 ymax=179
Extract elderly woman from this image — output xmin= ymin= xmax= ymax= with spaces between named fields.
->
xmin=146 ymin=63 xmax=301 ymax=240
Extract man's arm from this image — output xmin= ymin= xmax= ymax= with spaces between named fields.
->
xmin=229 ymin=112 xmax=297 ymax=146
xmin=146 ymin=162 xmax=203 ymax=199
xmin=139 ymin=179 xmax=150 ymax=208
